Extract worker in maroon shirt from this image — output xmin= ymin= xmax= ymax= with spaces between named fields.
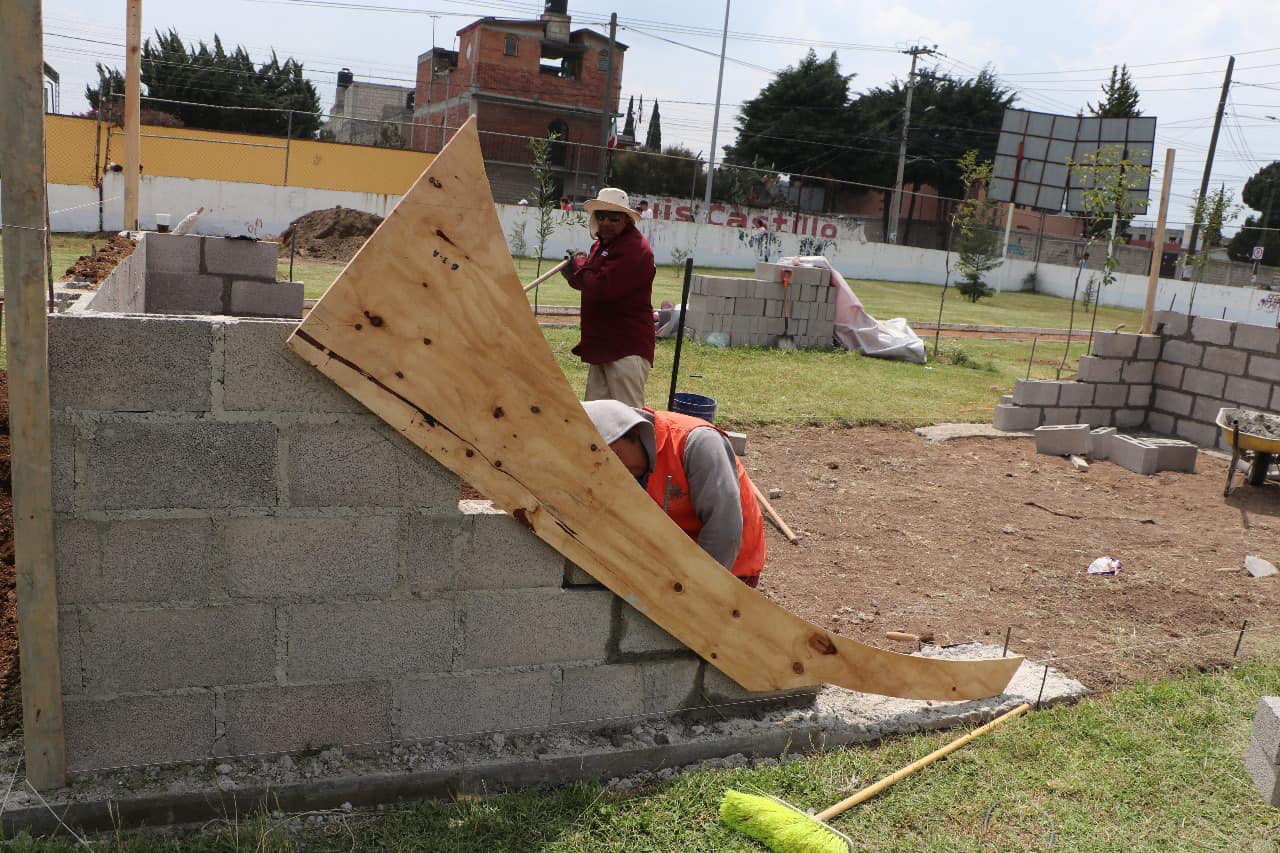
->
xmin=562 ymin=188 xmax=656 ymax=408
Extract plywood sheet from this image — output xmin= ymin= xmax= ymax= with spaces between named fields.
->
xmin=288 ymin=118 xmax=1021 ymax=701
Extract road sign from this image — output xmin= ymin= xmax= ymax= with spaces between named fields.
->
xmin=1253 ymin=246 xmax=1265 ymax=261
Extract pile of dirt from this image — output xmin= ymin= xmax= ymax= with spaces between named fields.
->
xmin=62 ymin=233 xmax=137 ymax=285
xmin=279 ymin=207 xmax=384 ymax=264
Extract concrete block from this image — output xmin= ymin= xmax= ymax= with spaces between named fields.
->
xmin=64 ymin=692 xmax=214 ymax=771
xmin=1109 ymin=434 xmax=1158 ymax=475
xmin=59 ymin=607 xmax=82 ymax=696
xmin=52 ymin=421 xmax=74 ymax=513
xmin=81 ymin=605 xmax=275 ymax=692
xmin=702 ymin=663 xmax=817 ymax=705
xmin=460 ymin=589 xmax=613 ymax=668
xmin=1115 ymin=408 xmax=1146 ymax=429
xmin=1058 ymin=383 xmax=1095 ymax=407
xmin=556 ymin=663 xmax=645 ymax=723
xmin=223 ymin=515 xmax=398 ymax=599
xmin=1191 ymin=316 xmax=1234 ymax=345
xmin=465 ymin=508 xmax=565 ymax=589
xmin=755 ymin=262 xmax=829 ymax=287
xmin=563 ymin=559 xmax=602 ymax=587
xmin=1226 ymin=376 xmax=1273 ymax=409
xmin=1042 ymin=407 xmax=1081 ymax=425
xmin=1034 ymin=424 xmax=1091 ymax=456
xmin=222 ymin=320 xmax=364 ymax=413
xmin=83 ymin=420 xmax=277 ymax=510
xmin=1162 ymin=339 xmax=1204 ymax=367
xmin=143 ymin=233 xmax=202 ymax=273
xmin=1145 ymin=438 xmax=1198 ymax=472
xmin=203 ymin=236 xmax=279 ymax=278
xmin=1248 ymin=355 xmax=1280 ymax=383
xmin=1193 ymin=396 xmax=1230 ymax=424
xmin=287 ymin=600 xmax=453 ymax=682
xmin=1154 ymin=311 xmax=1189 ymax=338
xmin=1147 ymin=412 xmax=1175 ymax=435
xmin=230 ymin=280 xmax=304 ymax=318
xmin=988 ymin=404 xmax=1039 ymax=432
xmin=1127 ymin=384 xmax=1152 ymax=408
xmin=642 ymin=657 xmax=703 ymax=712
xmin=1079 ymin=408 xmax=1112 ymax=426
xmin=1175 ymin=419 xmax=1219 ymax=448
xmin=1252 ymin=697 xmax=1280 ymax=765
xmin=1153 ymin=362 xmax=1185 ymax=389
xmin=1092 ymin=331 xmax=1138 ymax=359
xmin=1000 ymin=394 xmax=1014 ymax=405
xmin=1235 ymin=323 xmax=1280 ymax=354
xmin=1136 ymin=334 xmax=1162 ymax=360
xmin=755 ymin=262 xmax=781 ymax=281
xmin=689 ymin=275 xmax=707 ymax=295
xmin=223 ymin=682 xmax=392 ymax=755
xmin=56 ymin=518 xmax=214 ymax=605
xmin=50 ymin=314 xmax=213 ymax=412
xmin=1203 ymin=346 xmax=1249 ymax=375
xmin=287 ymin=421 xmax=458 ymax=510
xmin=1246 ymin=736 xmax=1280 ymax=807
xmin=735 ymin=297 xmax=764 ymax=316
xmin=1078 ymin=356 xmax=1122 ymax=383
xmin=1089 ymin=427 xmax=1116 ymax=460
xmin=1093 ymin=384 xmax=1129 ymax=407
xmin=1121 ymin=360 xmax=1155 ymax=384
xmin=726 ymin=431 xmax=747 ymax=456
xmin=619 ymin=603 xmax=686 ymax=655
xmin=701 ymin=276 xmax=744 ymax=299
xmin=1012 ymin=379 xmax=1061 ymax=406
xmin=146 ymin=272 xmax=227 ymax=315
xmin=396 ymin=670 xmax=553 ymax=739
xmin=1182 ymin=368 xmax=1226 ymax=398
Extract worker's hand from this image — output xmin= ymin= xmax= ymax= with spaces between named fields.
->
xmin=564 ymin=249 xmax=586 ymax=262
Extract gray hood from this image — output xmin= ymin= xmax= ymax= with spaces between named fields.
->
xmin=581 ymin=400 xmax=656 ymax=479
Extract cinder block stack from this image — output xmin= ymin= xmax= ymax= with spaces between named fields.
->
xmin=682 ymin=262 xmax=836 ymax=349
xmin=1247 ymin=696 xmax=1280 ymax=806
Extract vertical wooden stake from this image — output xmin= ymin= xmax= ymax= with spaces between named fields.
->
xmin=123 ymin=0 xmax=142 ymax=231
xmin=0 ymin=0 xmax=68 ymax=788
xmin=1141 ymin=148 xmax=1175 ymax=334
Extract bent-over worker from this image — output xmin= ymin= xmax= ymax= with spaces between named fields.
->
xmin=582 ymin=400 xmax=766 ymax=587
xmin=562 ymin=188 xmax=656 ymax=408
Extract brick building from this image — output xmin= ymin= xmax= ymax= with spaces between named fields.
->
xmin=328 ymin=69 xmax=414 ymax=148
xmin=410 ymin=1 xmax=625 ymax=203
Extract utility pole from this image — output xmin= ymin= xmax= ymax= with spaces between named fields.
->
xmin=886 ymin=44 xmax=937 ymax=245
xmin=597 ymin=12 xmax=617 ymax=187
xmin=123 ymin=0 xmax=141 ymax=231
xmin=1187 ymin=55 xmax=1233 ymax=259
xmin=701 ymin=0 xmax=731 ymax=222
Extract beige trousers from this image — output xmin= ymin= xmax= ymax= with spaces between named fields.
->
xmin=584 ymin=355 xmax=651 ymax=408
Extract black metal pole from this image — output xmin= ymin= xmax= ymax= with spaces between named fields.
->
xmin=667 ymin=257 xmax=695 ymax=411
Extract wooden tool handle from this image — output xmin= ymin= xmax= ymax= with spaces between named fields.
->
xmin=523 ymin=258 xmax=570 ymax=293
xmin=816 ymin=703 xmax=1031 ymax=821
xmin=885 ymin=631 xmax=918 ymax=642
xmin=750 ymin=481 xmax=798 ymax=544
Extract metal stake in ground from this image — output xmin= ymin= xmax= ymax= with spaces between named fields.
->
xmin=667 ymin=257 xmax=695 ymax=410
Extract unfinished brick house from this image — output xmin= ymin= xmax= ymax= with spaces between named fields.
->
xmin=409 ymin=0 xmax=624 ymax=203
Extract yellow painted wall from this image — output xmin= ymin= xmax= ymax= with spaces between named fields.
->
xmin=44 ymin=115 xmax=433 ymax=195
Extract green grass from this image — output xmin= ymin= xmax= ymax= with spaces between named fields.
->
xmin=13 ymin=661 xmax=1278 ymax=851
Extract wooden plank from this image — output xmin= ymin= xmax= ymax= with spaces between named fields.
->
xmin=0 ymin=0 xmax=67 ymax=787
xmin=288 ymin=118 xmax=1022 ymax=701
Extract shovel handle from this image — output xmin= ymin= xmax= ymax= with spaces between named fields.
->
xmin=524 ymin=258 xmax=571 ymax=293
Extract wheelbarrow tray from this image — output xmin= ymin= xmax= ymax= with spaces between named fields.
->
xmin=1217 ymin=407 xmax=1280 ymax=454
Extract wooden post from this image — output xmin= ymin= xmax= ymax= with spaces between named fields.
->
xmin=123 ymin=0 xmax=142 ymax=230
xmin=1141 ymin=148 xmax=1176 ymax=334
xmin=0 ymin=0 xmax=68 ymax=788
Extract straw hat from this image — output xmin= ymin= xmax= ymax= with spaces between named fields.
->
xmin=584 ymin=187 xmax=642 ymax=237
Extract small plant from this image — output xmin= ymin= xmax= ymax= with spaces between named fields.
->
xmin=507 ymin=220 xmax=528 ymax=257
xmin=1022 ymin=270 xmax=1039 ymax=290
xmin=670 ymin=246 xmax=691 ymax=275
xmin=935 ymin=342 xmax=991 ymax=371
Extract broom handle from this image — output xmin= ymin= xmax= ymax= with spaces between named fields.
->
xmin=815 ymin=702 xmax=1030 ymax=821
xmin=523 ymin=258 xmax=571 ymax=293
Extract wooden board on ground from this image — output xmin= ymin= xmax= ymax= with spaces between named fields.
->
xmin=287 ymin=117 xmax=1021 ymax=701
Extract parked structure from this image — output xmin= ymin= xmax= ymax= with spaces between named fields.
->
xmin=327 ymin=68 xmax=414 ymax=148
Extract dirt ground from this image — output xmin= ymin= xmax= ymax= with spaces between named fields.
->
xmin=62 ymin=233 xmax=137 ymax=284
xmin=279 ymin=207 xmax=383 ymax=263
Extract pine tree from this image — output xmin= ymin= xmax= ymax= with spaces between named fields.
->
xmin=1088 ymin=65 xmax=1142 ymax=118
xmin=644 ymin=101 xmax=662 ymax=151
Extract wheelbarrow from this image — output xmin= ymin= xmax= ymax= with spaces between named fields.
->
xmin=1218 ymin=406 xmax=1280 ymax=496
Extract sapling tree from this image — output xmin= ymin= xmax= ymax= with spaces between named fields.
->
xmin=1186 ymin=186 xmax=1240 ymax=313
xmin=934 ymin=151 xmax=999 ymax=355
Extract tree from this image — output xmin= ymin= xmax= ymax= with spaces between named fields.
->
xmin=1089 ymin=65 xmax=1142 ymax=118
xmin=85 ymin=29 xmax=321 ymax=138
xmin=644 ymin=100 xmax=662 ymax=151
xmin=1188 ymin=186 xmax=1240 ymax=310
xmin=1227 ymin=161 xmax=1280 ymax=265
xmin=951 ymin=152 xmax=1002 ymax=303
xmin=609 ymin=145 xmax=705 ymax=200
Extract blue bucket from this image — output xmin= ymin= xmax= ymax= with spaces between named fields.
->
xmin=672 ymin=391 xmax=717 ymax=423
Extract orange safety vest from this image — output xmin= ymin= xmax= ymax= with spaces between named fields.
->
xmin=644 ymin=409 xmax=766 ymax=585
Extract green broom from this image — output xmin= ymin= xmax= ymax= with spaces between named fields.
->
xmin=720 ymin=703 xmax=1031 ymax=853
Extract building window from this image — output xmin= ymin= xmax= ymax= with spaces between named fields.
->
xmin=597 ymin=49 xmax=610 ymax=72
xmin=548 ymin=119 xmax=569 ymax=168
xmin=504 ymin=34 xmax=518 ymax=57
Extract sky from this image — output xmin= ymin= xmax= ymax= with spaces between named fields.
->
xmin=40 ymin=0 xmax=1280 ymax=230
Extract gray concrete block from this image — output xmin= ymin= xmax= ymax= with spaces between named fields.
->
xmin=1079 ymin=408 xmax=1112 ymax=427
xmin=1153 ymin=362 xmax=1185 ymax=389
xmin=146 ymin=272 xmax=227 ymax=315
xmin=52 ymin=421 xmax=74 ymax=513
xmin=1191 ymin=396 xmax=1231 ymax=425
xmin=1012 ymin=379 xmax=1061 ymax=406
xmin=1114 ymin=408 xmax=1146 ymax=429
xmin=735 ymin=297 xmax=764 ymax=316
xmin=556 ymin=663 xmax=645 ymax=723
xmin=1226 ymin=376 xmax=1273 ymax=409
xmin=1127 ymin=384 xmax=1152 ymax=408
xmin=287 ymin=421 xmax=458 ymax=510
xmin=755 ymin=262 xmax=829 ymax=287
xmin=56 ymin=518 xmax=214 ymax=605
xmin=1089 ymin=427 xmax=1116 ymax=460
xmin=1147 ymin=411 xmax=1175 ymax=435
xmin=619 ymin=603 xmax=686 ymax=655
xmin=1235 ymin=323 xmax=1280 ymax=354
xmin=223 ymin=682 xmax=392 ymax=755
xmin=461 ymin=589 xmax=614 ymax=668
xmin=1145 ymin=438 xmax=1198 ymax=472
xmin=1248 ymin=355 xmax=1280 ymax=383
xmin=999 ymin=394 xmax=1014 ymax=405
xmin=1109 ymin=434 xmax=1158 ymax=475
xmin=1058 ymin=383 xmax=1095 ymax=407
xmin=203 ymin=236 xmax=279 ymax=279
xmin=230 ymin=280 xmax=304 ymax=318
xmin=1162 ymin=339 xmax=1204 ymax=367
xmin=1078 ymin=356 xmax=1122 ymax=383
xmin=1092 ymin=331 xmax=1138 ymax=359
xmin=726 ymin=431 xmax=747 ymax=456
xmin=1245 ymin=735 xmax=1280 ymax=807
xmin=1121 ymin=360 xmax=1155 ymax=384
xmin=287 ymin=600 xmax=453 ymax=682
xmin=142 ymin=233 xmax=202 ymax=274
xmin=396 ymin=670 xmax=554 ymax=739
xmin=1191 ymin=316 xmax=1234 ymax=345
xmin=1154 ymin=311 xmax=1189 ymax=337
xmin=1203 ymin=346 xmax=1249 ymax=375
xmin=81 ymin=605 xmax=275 ymax=692
xmin=1035 ymin=424 xmax=1091 ymax=456
xmin=1093 ymin=383 xmax=1129 ymax=407
xmin=221 ymin=320 xmax=364 ymax=413
xmin=59 ymin=607 xmax=82 ymax=696
xmin=1183 ymin=368 xmax=1226 ymax=398
xmin=1136 ymin=334 xmax=1162 ymax=360
xmin=64 ymin=692 xmax=214 ymax=771
xmin=563 ymin=560 xmax=602 ymax=587
xmin=702 ymin=663 xmax=816 ymax=705
xmin=83 ymin=420 xmax=277 ymax=510
xmin=405 ymin=510 xmax=469 ymax=593
xmin=1042 ymin=407 xmax=1081 ymax=425
xmin=466 ymin=507 xmax=565 ymax=590
xmin=1175 ymin=419 xmax=1219 ymax=448
xmin=223 ymin=515 xmax=398 ymax=599
xmin=1252 ymin=697 xmax=1280 ymax=765
xmin=642 ymin=657 xmax=703 ymax=712
xmin=49 ymin=314 xmax=214 ymax=412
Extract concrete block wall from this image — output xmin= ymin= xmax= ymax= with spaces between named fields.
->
xmin=683 ymin=263 xmax=837 ymax=349
xmin=51 ymin=313 xmax=798 ymax=772
xmin=994 ymin=311 xmax=1279 ymax=449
